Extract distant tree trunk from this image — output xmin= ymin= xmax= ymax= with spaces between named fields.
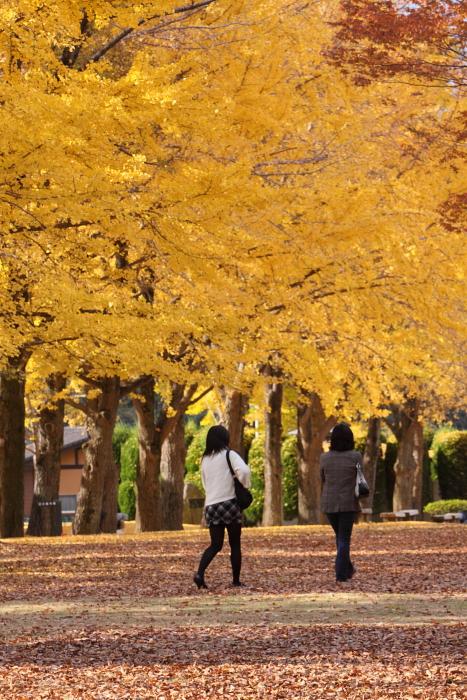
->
xmin=101 ymin=431 xmax=121 ymax=534
xmin=161 ymin=415 xmax=186 ymax=530
xmin=134 ymin=380 xmax=199 ymax=532
xmin=0 ymin=358 xmax=27 ymax=538
xmin=220 ymin=388 xmax=248 ymax=457
xmin=73 ymin=377 xmax=120 ymax=535
xmin=361 ymin=417 xmax=381 ymax=511
xmin=387 ymin=399 xmax=424 ymax=511
xmin=27 ymin=373 xmax=66 ymax=537
xmin=297 ymin=395 xmax=336 ymax=524
xmin=262 ymin=379 xmax=283 ymax=526
xmin=160 ymin=383 xmax=189 ymax=531
xmin=133 ymin=378 xmax=162 ymax=532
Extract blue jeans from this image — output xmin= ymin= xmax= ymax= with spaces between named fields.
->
xmin=326 ymin=512 xmax=355 ymax=581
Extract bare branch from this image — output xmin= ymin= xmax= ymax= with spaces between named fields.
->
xmin=81 ymin=0 xmax=217 ymax=69
xmin=188 ymin=384 xmax=213 ymax=406
xmin=64 ymin=397 xmax=91 ymax=416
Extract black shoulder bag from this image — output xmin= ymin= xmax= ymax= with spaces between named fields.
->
xmin=355 ymin=462 xmax=370 ymax=498
xmin=226 ymin=450 xmax=253 ymax=510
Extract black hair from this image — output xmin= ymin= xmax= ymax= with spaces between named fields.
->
xmin=330 ymin=422 xmax=355 ymax=452
xmin=203 ymin=425 xmax=230 ymax=456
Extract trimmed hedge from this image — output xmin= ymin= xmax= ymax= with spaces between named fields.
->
xmin=118 ymin=480 xmax=136 ymax=520
xmin=115 ymin=427 xmax=138 ymax=518
xmin=112 ymin=422 xmax=134 ymax=467
xmin=282 ymin=435 xmax=298 ymax=521
xmin=424 ymin=499 xmax=467 ymax=516
xmin=244 ymin=435 xmax=264 ymax=524
xmin=431 ymin=430 xmax=467 ymax=499
xmin=120 ymin=432 xmax=138 ymax=482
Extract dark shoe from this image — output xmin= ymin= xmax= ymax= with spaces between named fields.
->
xmin=348 ymin=565 xmax=356 ymax=580
xmin=231 ymin=581 xmax=245 ymax=587
xmin=193 ymin=574 xmax=208 ymax=590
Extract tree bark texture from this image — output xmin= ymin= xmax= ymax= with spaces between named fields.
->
xmin=27 ymin=373 xmax=66 ymax=537
xmin=134 ymin=380 xmax=198 ymax=532
xmin=390 ymin=399 xmax=424 ymax=511
xmin=220 ymin=388 xmax=248 ymax=457
xmin=161 ymin=415 xmax=186 ymax=530
xmin=361 ymin=417 xmax=381 ymax=511
xmin=262 ymin=380 xmax=283 ymax=526
xmin=297 ymin=395 xmax=336 ymax=524
xmin=73 ymin=377 xmax=120 ymax=534
xmin=0 ymin=361 xmax=26 ymax=538
xmin=133 ymin=379 xmax=162 ymax=532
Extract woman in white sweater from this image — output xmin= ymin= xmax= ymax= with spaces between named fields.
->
xmin=194 ymin=425 xmax=251 ymax=589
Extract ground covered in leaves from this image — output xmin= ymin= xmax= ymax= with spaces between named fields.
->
xmin=0 ymin=523 xmax=465 ymax=699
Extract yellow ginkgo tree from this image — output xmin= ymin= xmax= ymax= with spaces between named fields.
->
xmin=0 ymin=0 xmax=465 ymax=536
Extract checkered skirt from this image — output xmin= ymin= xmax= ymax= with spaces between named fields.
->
xmin=204 ymin=498 xmax=242 ymax=527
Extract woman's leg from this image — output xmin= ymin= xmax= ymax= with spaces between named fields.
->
xmin=227 ymin=522 xmax=242 ymax=584
xmin=326 ymin=512 xmax=339 ymax=541
xmin=197 ymin=524 xmax=225 ymax=580
xmin=334 ymin=512 xmax=355 ymax=582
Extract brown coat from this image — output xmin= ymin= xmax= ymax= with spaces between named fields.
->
xmin=320 ymin=449 xmax=362 ymax=513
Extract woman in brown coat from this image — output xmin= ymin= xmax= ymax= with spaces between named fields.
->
xmin=320 ymin=422 xmax=362 ymax=584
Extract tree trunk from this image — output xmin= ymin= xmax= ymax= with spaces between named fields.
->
xmin=101 ymin=437 xmax=120 ymax=534
xmin=161 ymin=416 xmax=186 ymax=530
xmin=133 ymin=378 xmax=162 ymax=532
xmin=262 ymin=380 xmax=283 ymax=526
xmin=73 ymin=377 xmax=120 ymax=535
xmin=220 ymin=388 xmax=248 ymax=457
xmin=391 ymin=399 xmax=424 ymax=511
xmin=27 ymin=373 xmax=66 ymax=537
xmin=0 ymin=360 xmax=26 ymax=538
xmin=361 ymin=417 xmax=381 ymax=511
xmin=297 ymin=395 xmax=336 ymax=524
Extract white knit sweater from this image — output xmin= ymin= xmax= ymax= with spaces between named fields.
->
xmin=201 ymin=449 xmax=251 ymax=507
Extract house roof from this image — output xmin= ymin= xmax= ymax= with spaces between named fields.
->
xmin=25 ymin=426 xmax=88 ymax=464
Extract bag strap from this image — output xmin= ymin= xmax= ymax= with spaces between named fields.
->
xmin=226 ymin=449 xmax=236 ymax=479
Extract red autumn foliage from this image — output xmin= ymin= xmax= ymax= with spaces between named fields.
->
xmin=329 ymin=1 xmax=466 ymax=86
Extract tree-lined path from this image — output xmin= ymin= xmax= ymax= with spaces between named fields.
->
xmin=1 ymin=1 xmax=466 ymax=696
xmin=1 ymin=523 xmax=465 ymax=699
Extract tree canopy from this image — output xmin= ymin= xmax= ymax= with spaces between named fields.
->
xmin=0 ymin=0 xmax=465 ymax=414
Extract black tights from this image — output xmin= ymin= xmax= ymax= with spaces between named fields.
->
xmin=197 ymin=522 xmax=242 ymax=583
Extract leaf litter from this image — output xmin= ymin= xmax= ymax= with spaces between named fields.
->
xmin=0 ymin=523 xmax=465 ymax=699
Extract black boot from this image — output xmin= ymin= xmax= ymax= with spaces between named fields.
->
xmin=193 ymin=574 xmax=208 ymax=590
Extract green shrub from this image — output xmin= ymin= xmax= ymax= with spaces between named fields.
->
xmin=120 ymin=431 xmax=138 ymax=482
xmin=184 ymin=425 xmax=209 ymax=492
xmin=116 ymin=428 xmax=138 ymax=518
xmin=244 ymin=435 xmax=264 ymax=524
xmin=184 ymin=418 xmax=200 ymax=451
xmin=113 ymin=422 xmax=134 ymax=466
xmin=281 ymin=435 xmax=298 ymax=521
xmin=118 ymin=480 xmax=136 ymax=519
xmin=431 ymin=430 xmax=467 ymax=499
xmin=243 ymin=433 xmax=298 ymax=524
xmin=422 ymin=425 xmax=436 ymax=506
xmin=423 ymin=499 xmax=467 ymax=516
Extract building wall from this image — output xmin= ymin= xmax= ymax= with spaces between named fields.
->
xmin=60 ymin=446 xmax=84 ymax=503
xmin=23 ymin=446 xmax=85 ymax=518
xmin=59 ymin=468 xmax=82 ymax=497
